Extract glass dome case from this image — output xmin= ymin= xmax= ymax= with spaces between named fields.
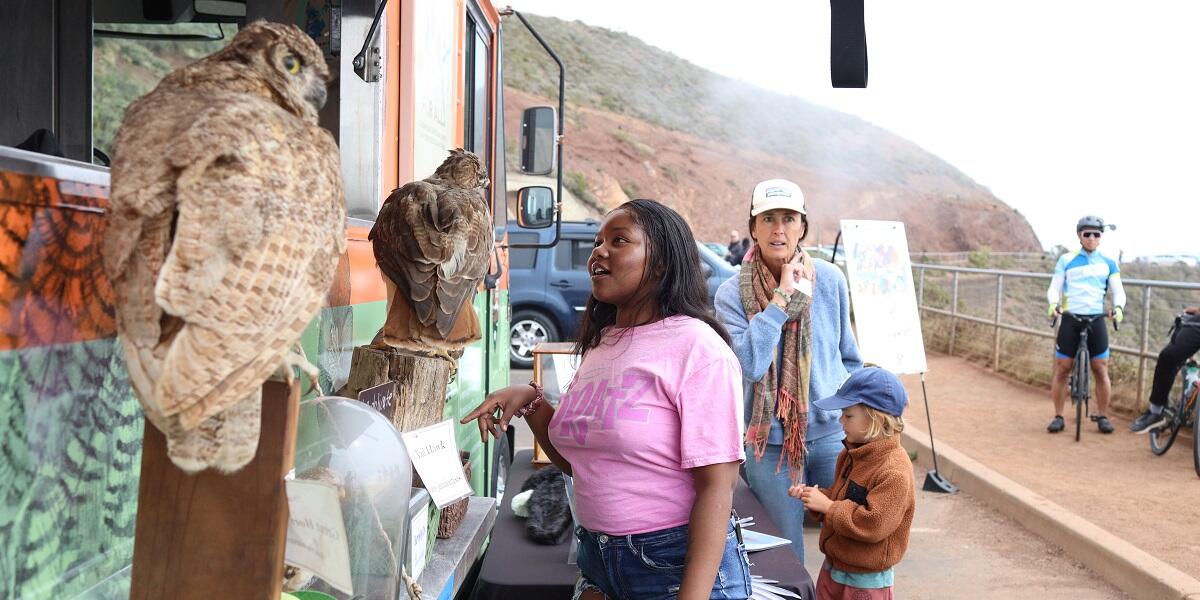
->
xmin=290 ymin=396 xmax=413 ymax=600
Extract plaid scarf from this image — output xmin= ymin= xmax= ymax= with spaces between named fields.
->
xmin=739 ymin=248 xmax=814 ymax=481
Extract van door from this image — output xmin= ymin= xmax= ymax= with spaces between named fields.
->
xmin=548 ymin=236 xmax=594 ymax=338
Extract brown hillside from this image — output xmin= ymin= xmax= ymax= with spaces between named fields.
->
xmin=503 ymin=15 xmax=1041 ymax=251
xmin=506 ymin=88 xmax=1039 ymax=252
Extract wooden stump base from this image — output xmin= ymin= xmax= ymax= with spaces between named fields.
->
xmin=338 ymin=345 xmax=450 ymax=433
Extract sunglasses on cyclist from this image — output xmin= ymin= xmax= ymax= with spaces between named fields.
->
xmin=1081 ymin=231 xmax=1102 ymax=239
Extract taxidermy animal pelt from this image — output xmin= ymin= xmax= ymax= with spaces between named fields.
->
xmin=103 ymin=22 xmax=346 ymax=473
xmin=520 ymin=466 xmax=573 ymax=545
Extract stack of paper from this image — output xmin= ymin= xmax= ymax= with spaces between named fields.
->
xmin=750 ymin=576 xmax=803 ymax=600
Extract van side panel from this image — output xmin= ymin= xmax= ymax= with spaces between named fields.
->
xmin=0 ymin=168 xmax=142 ymax=599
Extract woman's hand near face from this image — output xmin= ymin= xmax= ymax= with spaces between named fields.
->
xmin=779 ymin=252 xmax=809 ymax=294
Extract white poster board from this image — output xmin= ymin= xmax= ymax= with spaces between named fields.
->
xmin=840 ymin=220 xmax=928 ymax=374
xmin=401 ymin=419 xmax=473 ymax=509
xmin=413 ymin=0 xmax=458 ymax=179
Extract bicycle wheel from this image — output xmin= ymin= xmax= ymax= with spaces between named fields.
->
xmin=1149 ymin=370 xmax=1186 ymax=455
xmin=1074 ymin=349 xmax=1090 ymax=442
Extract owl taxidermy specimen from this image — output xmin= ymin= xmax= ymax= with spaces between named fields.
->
xmin=369 ymin=149 xmax=493 ymax=368
xmin=103 ymin=22 xmax=346 ymax=473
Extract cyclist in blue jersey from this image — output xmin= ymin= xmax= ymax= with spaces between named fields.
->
xmin=1046 ymin=215 xmax=1126 ymax=434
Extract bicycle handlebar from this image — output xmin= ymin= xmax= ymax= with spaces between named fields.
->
xmin=1049 ymin=311 xmax=1119 ymax=332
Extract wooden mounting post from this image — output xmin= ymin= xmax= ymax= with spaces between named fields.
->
xmin=130 ymin=380 xmax=299 ymax=599
xmin=338 ymin=345 xmax=449 ymax=432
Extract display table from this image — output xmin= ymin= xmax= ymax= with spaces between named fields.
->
xmin=416 ymin=496 xmax=497 ymax=600
xmin=473 ymin=450 xmax=815 ymax=600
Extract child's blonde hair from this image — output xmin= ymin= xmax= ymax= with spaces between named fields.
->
xmin=861 ymin=405 xmax=904 ymax=441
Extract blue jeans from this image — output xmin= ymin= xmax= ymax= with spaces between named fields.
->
xmin=573 ymin=521 xmax=752 ymax=600
xmin=741 ymin=434 xmax=844 ymax=561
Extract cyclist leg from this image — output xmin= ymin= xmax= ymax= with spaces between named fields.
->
xmin=1148 ymin=326 xmax=1200 ymax=408
xmin=1088 ymin=318 xmax=1114 ymax=432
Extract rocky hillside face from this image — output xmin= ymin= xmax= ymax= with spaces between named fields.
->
xmin=504 ymin=15 xmax=1041 ymax=251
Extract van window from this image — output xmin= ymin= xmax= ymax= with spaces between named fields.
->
xmin=509 ymin=232 xmax=538 ymax=268
xmin=555 ymin=239 xmax=593 ymax=271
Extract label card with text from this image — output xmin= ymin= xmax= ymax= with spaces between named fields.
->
xmin=357 ymin=380 xmax=398 ymax=421
xmin=285 ymin=479 xmax=354 ymax=596
xmin=408 ymin=503 xmax=429 ymax=579
xmin=401 ymin=419 xmax=473 ymax=508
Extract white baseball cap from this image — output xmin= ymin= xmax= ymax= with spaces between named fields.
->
xmin=750 ymin=179 xmax=806 ymax=216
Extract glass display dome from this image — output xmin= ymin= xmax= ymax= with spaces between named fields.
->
xmin=290 ymin=396 xmax=413 ymax=600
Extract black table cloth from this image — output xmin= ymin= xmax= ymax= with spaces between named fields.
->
xmin=473 ymin=450 xmax=815 ymax=599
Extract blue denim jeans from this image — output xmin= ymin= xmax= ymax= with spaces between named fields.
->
xmin=741 ymin=434 xmax=845 ymax=561
xmin=573 ymin=520 xmax=752 ymax=600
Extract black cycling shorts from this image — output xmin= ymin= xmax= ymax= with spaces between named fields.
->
xmin=1055 ymin=314 xmax=1109 ymax=360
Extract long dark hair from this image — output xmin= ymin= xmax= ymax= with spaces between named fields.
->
xmin=575 ymin=199 xmax=732 ymax=355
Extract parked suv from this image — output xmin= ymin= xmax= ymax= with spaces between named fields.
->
xmin=506 ymin=221 xmax=736 ymax=367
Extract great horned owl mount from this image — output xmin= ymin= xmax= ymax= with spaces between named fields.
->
xmin=103 ymin=22 xmax=347 ymax=474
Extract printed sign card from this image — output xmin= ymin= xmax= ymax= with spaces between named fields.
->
xmin=401 ymin=419 xmax=473 ymax=508
xmin=285 ymin=479 xmax=354 ymax=596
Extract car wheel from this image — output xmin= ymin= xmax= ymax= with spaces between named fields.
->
xmin=510 ymin=310 xmax=558 ymax=368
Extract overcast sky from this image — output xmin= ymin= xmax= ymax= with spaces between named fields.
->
xmin=510 ymin=0 xmax=1198 ymax=259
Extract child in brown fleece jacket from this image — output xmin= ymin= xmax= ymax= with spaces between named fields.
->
xmin=791 ymin=366 xmax=915 ymax=600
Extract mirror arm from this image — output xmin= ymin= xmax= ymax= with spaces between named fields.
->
xmin=353 ymin=0 xmax=389 ymax=82
xmin=510 ymin=9 xmax=565 ymax=247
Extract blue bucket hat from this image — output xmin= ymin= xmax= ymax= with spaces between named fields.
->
xmin=813 ymin=366 xmax=908 ymax=417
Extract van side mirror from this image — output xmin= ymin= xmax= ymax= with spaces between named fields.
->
xmin=520 ymin=106 xmax=556 ymax=175
xmin=516 ymin=186 xmax=556 ymax=229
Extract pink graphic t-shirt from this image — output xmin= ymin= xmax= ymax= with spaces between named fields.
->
xmin=548 ymin=315 xmax=745 ymax=535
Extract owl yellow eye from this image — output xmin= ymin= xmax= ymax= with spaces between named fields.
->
xmin=283 ymin=55 xmax=302 ymax=74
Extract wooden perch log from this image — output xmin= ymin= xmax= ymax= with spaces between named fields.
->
xmin=338 ymin=345 xmax=449 ymax=432
xmin=130 ymin=380 xmax=299 ymax=600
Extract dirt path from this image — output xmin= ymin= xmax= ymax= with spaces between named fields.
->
xmin=902 ymin=353 xmax=1200 ymax=578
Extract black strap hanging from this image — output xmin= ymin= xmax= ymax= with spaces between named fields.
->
xmin=830 ymin=0 xmax=868 ymax=88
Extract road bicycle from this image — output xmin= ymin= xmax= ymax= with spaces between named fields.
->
xmin=1147 ymin=316 xmax=1200 ymax=478
xmin=1051 ymin=312 xmax=1117 ymax=442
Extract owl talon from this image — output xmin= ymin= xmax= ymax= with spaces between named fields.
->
xmin=272 ymin=344 xmax=320 ymax=393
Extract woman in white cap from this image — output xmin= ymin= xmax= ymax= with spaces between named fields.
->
xmin=714 ymin=179 xmax=862 ymax=561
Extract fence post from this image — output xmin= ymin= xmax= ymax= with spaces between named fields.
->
xmin=918 ymin=267 xmax=925 ymax=307
xmin=993 ymin=274 xmax=1004 ymax=371
xmin=948 ymin=271 xmax=960 ymax=355
xmin=1137 ymin=285 xmax=1152 ymax=405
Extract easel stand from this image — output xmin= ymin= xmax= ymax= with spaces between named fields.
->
xmin=130 ymin=380 xmax=300 ymax=599
xmin=919 ymin=372 xmax=958 ymax=494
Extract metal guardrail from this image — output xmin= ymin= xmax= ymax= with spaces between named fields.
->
xmin=912 ymin=263 xmax=1200 ymax=403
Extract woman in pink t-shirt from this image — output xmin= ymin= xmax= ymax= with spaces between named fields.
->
xmin=463 ymin=199 xmax=751 ymax=600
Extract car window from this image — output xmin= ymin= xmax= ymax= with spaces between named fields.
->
xmin=555 ymin=238 xmax=593 ymax=271
xmin=508 ymin=232 xmax=538 ymax=269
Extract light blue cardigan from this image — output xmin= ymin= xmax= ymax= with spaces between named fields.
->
xmin=714 ymin=259 xmax=863 ymax=444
